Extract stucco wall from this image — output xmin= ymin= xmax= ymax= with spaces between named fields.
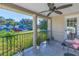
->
xmin=52 ymin=15 xmax=64 ymax=42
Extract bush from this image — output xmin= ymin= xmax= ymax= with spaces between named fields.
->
xmin=0 ymin=29 xmax=15 ymax=37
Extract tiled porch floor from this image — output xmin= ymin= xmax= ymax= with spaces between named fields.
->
xmin=15 ymin=40 xmax=79 ymax=56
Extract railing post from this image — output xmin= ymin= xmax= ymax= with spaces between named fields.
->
xmin=9 ymin=36 xmax=12 ymax=56
xmin=47 ymin=19 xmax=52 ymax=41
xmin=6 ymin=37 xmax=8 ymax=56
xmin=2 ymin=37 xmax=4 ymax=56
xmin=33 ymin=14 xmax=37 ymax=49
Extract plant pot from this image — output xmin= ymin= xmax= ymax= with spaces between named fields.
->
xmin=37 ymin=46 xmax=40 ymax=49
xmin=36 ymin=45 xmax=41 ymax=51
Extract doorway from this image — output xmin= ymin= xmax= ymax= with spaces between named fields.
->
xmin=65 ymin=17 xmax=77 ymax=40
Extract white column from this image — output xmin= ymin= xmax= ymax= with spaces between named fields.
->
xmin=47 ymin=19 xmax=52 ymax=40
xmin=33 ymin=14 xmax=37 ymax=49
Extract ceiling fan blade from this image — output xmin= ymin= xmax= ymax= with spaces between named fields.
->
xmin=39 ymin=10 xmax=49 ymax=13
xmin=55 ymin=11 xmax=63 ymax=14
xmin=47 ymin=11 xmax=52 ymax=16
xmin=56 ymin=4 xmax=72 ymax=10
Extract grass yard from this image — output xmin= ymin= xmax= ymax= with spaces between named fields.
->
xmin=0 ymin=31 xmax=47 ymax=56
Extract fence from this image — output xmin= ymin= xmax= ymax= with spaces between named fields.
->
xmin=0 ymin=31 xmax=47 ymax=56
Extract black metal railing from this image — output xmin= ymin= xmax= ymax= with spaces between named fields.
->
xmin=0 ymin=31 xmax=47 ymax=56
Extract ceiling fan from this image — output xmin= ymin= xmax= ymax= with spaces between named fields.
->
xmin=39 ymin=3 xmax=73 ymax=16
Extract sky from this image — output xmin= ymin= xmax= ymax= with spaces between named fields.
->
xmin=0 ymin=9 xmax=33 ymax=22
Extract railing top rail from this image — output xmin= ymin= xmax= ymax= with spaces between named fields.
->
xmin=0 ymin=31 xmax=33 ymax=38
xmin=0 ymin=30 xmax=47 ymax=38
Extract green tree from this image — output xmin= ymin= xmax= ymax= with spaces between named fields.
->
xmin=20 ymin=18 xmax=32 ymax=28
xmin=39 ymin=19 xmax=47 ymax=30
xmin=6 ymin=18 xmax=16 ymax=26
xmin=0 ymin=16 xmax=6 ymax=25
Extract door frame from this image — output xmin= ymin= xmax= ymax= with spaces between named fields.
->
xmin=64 ymin=15 xmax=79 ymax=40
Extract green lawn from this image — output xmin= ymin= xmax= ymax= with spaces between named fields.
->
xmin=0 ymin=31 xmax=47 ymax=56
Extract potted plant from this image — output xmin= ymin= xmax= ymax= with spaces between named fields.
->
xmin=36 ymin=35 xmax=43 ymax=49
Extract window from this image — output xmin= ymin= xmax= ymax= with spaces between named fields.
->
xmin=66 ymin=17 xmax=77 ymax=39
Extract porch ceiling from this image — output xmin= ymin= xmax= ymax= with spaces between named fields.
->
xmin=14 ymin=3 xmax=79 ymax=17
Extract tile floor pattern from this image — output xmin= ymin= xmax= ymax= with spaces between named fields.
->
xmin=15 ymin=40 xmax=79 ymax=56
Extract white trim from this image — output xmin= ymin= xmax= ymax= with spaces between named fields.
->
xmin=65 ymin=15 xmax=79 ymax=19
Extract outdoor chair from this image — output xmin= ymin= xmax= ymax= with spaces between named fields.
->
xmin=62 ymin=42 xmax=72 ymax=54
xmin=61 ymin=39 xmax=79 ymax=56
